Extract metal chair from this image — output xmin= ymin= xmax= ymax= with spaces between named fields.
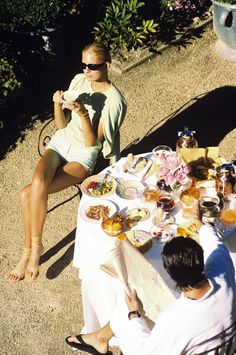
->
xmin=187 ymin=322 xmax=236 ymax=355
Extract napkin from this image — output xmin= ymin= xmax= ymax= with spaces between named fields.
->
xmin=179 ymin=146 xmax=221 ymax=165
xmin=179 ymin=147 xmax=224 ymax=181
xmin=100 ymin=239 xmax=176 ymax=325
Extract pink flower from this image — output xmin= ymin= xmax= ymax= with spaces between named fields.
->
xmin=175 ymin=169 xmax=189 ymax=184
xmin=159 ymin=152 xmax=191 ymax=189
xmin=160 ymin=166 xmax=171 ymax=175
xmin=165 ymin=173 xmax=177 ymax=186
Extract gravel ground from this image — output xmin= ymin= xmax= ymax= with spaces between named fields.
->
xmin=1 ymin=26 xmax=236 ymax=355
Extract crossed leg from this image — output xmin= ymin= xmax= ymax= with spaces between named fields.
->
xmin=5 ymin=149 xmax=88 ymax=282
xmin=66 ymin=322 xmax=114 ymax=354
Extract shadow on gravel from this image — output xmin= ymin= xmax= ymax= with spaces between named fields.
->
xmin=121 ymin=86 xmax=236 ymax=156
xmin=39 ymin=228 xmax=76 ymax=279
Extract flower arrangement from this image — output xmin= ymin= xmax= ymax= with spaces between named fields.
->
xmin=158 ymin=152 xmax=192 ymax=191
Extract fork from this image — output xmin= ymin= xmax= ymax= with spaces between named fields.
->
xmin=212 ymin=217 xmax=228 ymax=239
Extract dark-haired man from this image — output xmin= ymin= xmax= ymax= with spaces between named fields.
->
xmin=66 ymin=225 xmax=236 ymax=355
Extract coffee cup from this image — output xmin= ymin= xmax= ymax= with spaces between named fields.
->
xmin=199 ymin=195 xmax=220 ymax=222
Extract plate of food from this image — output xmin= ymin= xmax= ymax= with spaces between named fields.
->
xmin=79 ymin=199 xmax=117 ymax=224
xmin=126 ymin=208 xmax=150 ymax=222
xmin=80 ymin=174 xmax=117 ymax=198
xmin=176 ymin=221 xmax=199 ymax=243
xmin=150 ymin=225 xmax=175 ymax=243
xmin=120 ymin=230 xmax=153 ymax=253
xmin=123 ymin=153 xmax=148 ymax=174
xmin=116 ymin=180 xmax=145 ymax=200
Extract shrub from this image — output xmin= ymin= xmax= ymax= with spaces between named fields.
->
xmin=0 ymin=0 xmax=82 ymax=31
xmin=93 ymin=0 xmax=158 ymax=50
xmin=0 ymin=57 xmax=22 ymax=107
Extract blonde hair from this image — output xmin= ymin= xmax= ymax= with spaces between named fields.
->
xmin=83 ymin=42 xmax=111 ymax=63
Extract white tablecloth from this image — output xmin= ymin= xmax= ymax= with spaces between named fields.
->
xmin=72 ymin=154 xmax=236 ymax=334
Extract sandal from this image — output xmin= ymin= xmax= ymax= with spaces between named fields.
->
xmin=25 ymin=236 xmax=44 ymax=282
xmin=65 ymin=334 xmax=112 ymax=354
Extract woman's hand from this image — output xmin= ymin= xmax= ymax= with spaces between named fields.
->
xmin=63 ymin=99 xmax=88 ymax=117
xmin=125 ymin=289 xmax=140 ymax=312
xmin=53 ymin=90 xmax=63 ymax=104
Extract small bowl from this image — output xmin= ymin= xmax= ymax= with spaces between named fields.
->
xmin=101 ymin=221 xmax=123 ymax=237
xmin=116 ymin=180 xmax=145 ymax=200
xmin=152 ymin=145 xmax=172 ymax=161
xmin=150 ymin=225 xmax=174 ymax=243
xmin=61 ymin=90 xmax=79 ymax=103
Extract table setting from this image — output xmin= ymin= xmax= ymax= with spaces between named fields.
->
xmin=73 ymin=127 xmax=236 ymax=332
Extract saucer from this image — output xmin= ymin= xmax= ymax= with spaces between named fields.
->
xmin=61 ymin=90 xmax=79 ymax=103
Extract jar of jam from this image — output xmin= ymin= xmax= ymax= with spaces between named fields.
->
xmin=215 ymin=163 xmax=236 ymax=199
xmin=176 ymin=126 xmax=198 ymax=152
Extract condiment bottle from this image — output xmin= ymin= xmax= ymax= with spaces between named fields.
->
xmin=176 ymin=126 xmax=198 ymax=152
xmin=215 ymin=163 xmax=236 ymax=200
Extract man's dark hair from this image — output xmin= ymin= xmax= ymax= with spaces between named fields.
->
xmin=161 ymin=237 xmax=205 ymax=289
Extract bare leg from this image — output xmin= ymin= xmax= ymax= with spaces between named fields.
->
xmin=4 ymin=184 xmax=33 ymax=282
xmin=5 ymin=149 xmax=88 ymax=282
xmin=67 ymin=322 xmax=114 ymax=354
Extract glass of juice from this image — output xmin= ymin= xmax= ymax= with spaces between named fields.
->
xmin=220 ymin=209 xmax=236 ymax=226
xmin=143 ymin=185 xmax=160 ymax=202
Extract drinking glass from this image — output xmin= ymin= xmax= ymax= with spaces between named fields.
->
xmin=143 ymin=185 xmax=160 ymax=202
xmin=152 ymin=145 xmax=172 ymax=163
xmin=180 ymin=195 xmax=197 ymax=219
xmin=156 ymin=193 xmax=175 ymax=212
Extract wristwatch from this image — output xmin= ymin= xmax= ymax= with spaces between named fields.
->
xmin=128 ymin=310 xmax=141 ymax=320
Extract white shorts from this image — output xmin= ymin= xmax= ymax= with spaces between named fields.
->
xmin=46 ymin=131 xmax=101 ymax=171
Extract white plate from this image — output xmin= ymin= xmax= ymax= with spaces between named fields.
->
xmin=125 ymin=230 xmax=153 ymax=253
xmin=126 ymin=208 xmax=150 ymax=222
xmin=79 ymin=199 xmax=117 ymax=224
xmin=123 ymin=156 xmax=148 ymax=174
xmin=150 ymin=225 xmax=174 ymax=243
xmin=80 ymin=174 xmax=117 ymax=198
xmin=116 ymin=180 xmax=145 ymax=200
xmin=61 ymin=90 xmax=79 ymax=103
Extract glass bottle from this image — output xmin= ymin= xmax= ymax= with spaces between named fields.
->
xmin=215 ymin=163 xmax=236 ymax=200
xmin=176 ymin=126 xmax=198 ymax=152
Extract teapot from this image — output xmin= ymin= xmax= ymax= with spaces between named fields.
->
xmin=176 ymin=126 xmax=198 ymax=151
xmin=215 ymin=163 xmax=236 ymax=199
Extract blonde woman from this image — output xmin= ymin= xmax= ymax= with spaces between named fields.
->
xmin=5 ymin=42 xmax=127 ymax=283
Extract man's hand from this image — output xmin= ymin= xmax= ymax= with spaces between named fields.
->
xmin=125 ymin=289 xmax=140 ymax=312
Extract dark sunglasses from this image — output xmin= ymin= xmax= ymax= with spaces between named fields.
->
xmin=81 ymin=62 xmax=105 ymax=71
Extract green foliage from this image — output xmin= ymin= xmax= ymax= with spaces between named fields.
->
xmin=215 ymin=0 xmax=236 ymax=4
xmin=93 ymin=0 xmax=158 ymax=50
xmin=0 ymin=0 xmax=81 ymax=31
xmin=0 ymin=57 xmax=22 ymax=107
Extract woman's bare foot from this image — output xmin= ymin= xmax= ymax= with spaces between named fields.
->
xmin=67 ymin=333 xmax=109 ymax=354
xmin=25 ymin=244 xmax=44 ymax=283
xmin=5 ymin=254 xmax=30 ymax=282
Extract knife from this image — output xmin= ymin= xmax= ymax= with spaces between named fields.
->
xmin=140 ymin=161 xmax=153 ymax=182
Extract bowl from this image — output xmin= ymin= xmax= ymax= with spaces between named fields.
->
xmin=126 ymin=230 xmax=153 ymax=253
xmin=61 ymin=90 xmax=80 ymax=103
xmin=101 ymin=214 xmax=124 ymax=236
xmin=152 ymin=145 xmax=172 ymax=161
xmin=150 ymin=225 xmax=174 ymax=243
xmin=80 ymin=174 xmax=117 ymax=198
xmin=116 ymin=180 xmax=145 ymax=200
